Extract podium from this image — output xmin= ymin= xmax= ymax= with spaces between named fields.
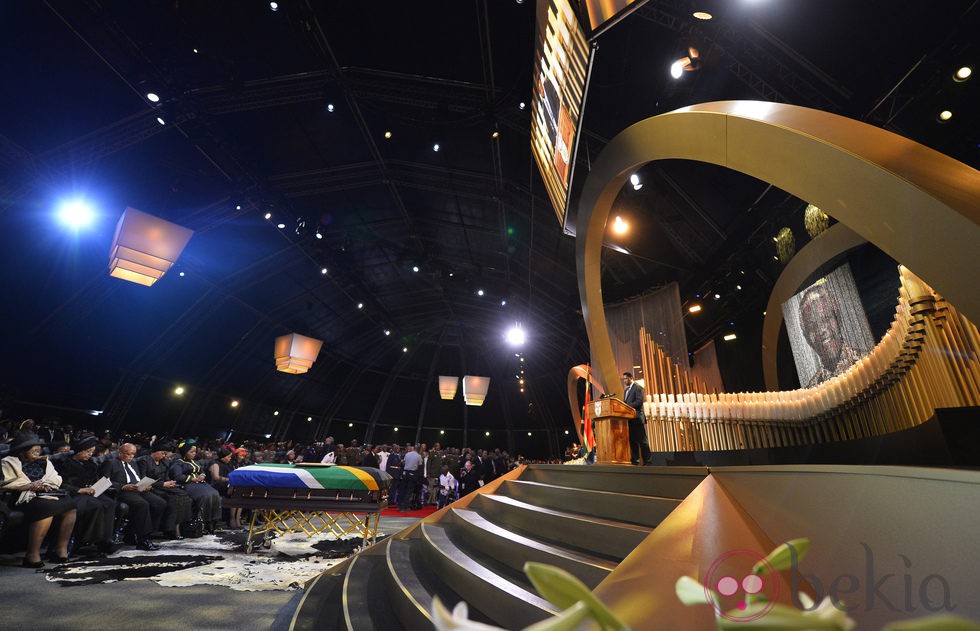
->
xmin=589 ymin=397 xmax=635 ymax=466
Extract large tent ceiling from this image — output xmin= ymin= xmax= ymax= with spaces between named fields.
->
xmin=1 ymin=0 xmax=977 ymax=454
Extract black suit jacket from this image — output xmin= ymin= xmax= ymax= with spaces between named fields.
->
xmin=623 ymin=382 xmax=645 ymax=421
xmin=98 ymin=458 xmax=142 ymax=490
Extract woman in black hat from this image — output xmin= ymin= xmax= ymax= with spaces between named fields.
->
xmin=54 ymin=434 xmax=119 ymax=556
xmin=169 ymin=441 xmax=222 ymax=534
xmin=1 ymin=431 xmax=77 ymax=567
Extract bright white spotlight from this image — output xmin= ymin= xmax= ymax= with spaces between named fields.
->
xmin=315 ymin=231 xmax=323 ymax=239
xmin=326 ymin=103 xmax=334 ymax=112
xmin=630 ymin=173 xmax=642 ymax=190
xmin=269 ymin=1 xmax=279 ymax=11
xmin=56 ymin=199 xmax=96 ymax=229
xmin=433 ymin=143 xmax=440 ymax=152
xmin=277 ymin=223 xmax=286 ymax=229
xmin=146 ymin=92 xmax=160 ymax=103
xmin=670 ymin=59 xmax=686 ymax=79
xmin=506 ymin=325 xmax=526 ymax=346
xmin=477 ymin=289 xmax=484 ymax=296
xmin=156 ymin=117 xmax=166 ymax=126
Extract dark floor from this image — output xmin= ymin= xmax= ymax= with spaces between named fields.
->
xmin=0 ymin=515 xmax=423 ymax=631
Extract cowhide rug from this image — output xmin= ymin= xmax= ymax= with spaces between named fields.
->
xmin=40 ymin=529 xmax=385 ymax=591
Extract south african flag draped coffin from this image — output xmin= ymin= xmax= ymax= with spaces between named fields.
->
xmin=226 ymin=464 xmax=391 ymax=511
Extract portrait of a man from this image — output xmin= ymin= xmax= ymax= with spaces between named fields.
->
xmin=783 ymin=264 xmax=875 ymax=388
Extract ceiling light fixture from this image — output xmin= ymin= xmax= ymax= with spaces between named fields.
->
xmin=688 ymin=304 xmax=702 ymax=313
xmin=179 ymin=271 xmax=185 ymax=277
xmin=384 ymin=131 xmax=392 ymax=139
xmin=269 ymin=2 xmax=279 ymax=11
xmin=236 ymin=205 xmax=242 ymax=210
xmin=231 ymin=400 xmax=240 ymax=408
xmin=277 ymin=223 xmax=286 ymax=229
xmin=307 ymin=416 xmax=312 ymax=421
xmin=156 ymin=117 xmax=166 ymax=126
xmin=954 ymin=66 xmax=972 ymax=82
xmin=519 ymin=101 xmax=526 ymax=110
xmin=491 ymin=130 xmax=500 ymax=139
xmin=146 ymin=92 xmax=160 ymax=103
xmin=402 ymin=347 xmax=408 ymax=352
xmin=320 ymin=267 xmax=328 ymax=275
xmin=174 ymin=386 xmax=185 ymax=395
xmin=723 ymin=333 xmax=737 ymax=341
xmin=630 ymin=173 xmax=643 ymax=190
xmin=670 ymin=46 xmax=702 ymax=79
xmin=477 ymin=289 xmax=484 ymax=296
xmin=384 ymin=329 xmax=391 ymax=336
xmin=433 ymin=143 xmax=440 ymax=152
xmin=692 ymin=11 xmax=713 ymax=20
xmin=357 ymin=303 xmax=364 ymax=309
xmin=938 ymin=110 xmax=953 ymax=122
xmin=500 ymin=300 xmax=507 ymax=306
xmin=264 ymin=212 xmax=272 ymax=220
xmin=315 ymin=231 xmax=322 ymax=239
xmin=273 ymin=410 xmax=279 ymax=416
xmin=412 ymin=265 xmax=419 ymax=272
xmin=714 ymin=293 xmax=721 ymax=300
xmin=612 ymin=215 xmax=628 ymax=235
xmin=192 ymin=48 xmax=199 ymax=54
xmin=326 ymin=103 xmax=334 ymax=113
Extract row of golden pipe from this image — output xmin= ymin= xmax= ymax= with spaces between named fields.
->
xmin=640 ymin=267 xmax=980 ymax=452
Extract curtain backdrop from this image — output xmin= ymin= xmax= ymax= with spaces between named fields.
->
xmin=603 ymin=283 xmax=687 ymax=385
xmin=691 ymin=339 xmax=726 ymax=394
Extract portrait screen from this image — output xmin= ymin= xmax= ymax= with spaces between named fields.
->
xmin=531 ymin=0 xmax=592 ymax=227
xmin=781 ymin=263 xmax=875 ymax=388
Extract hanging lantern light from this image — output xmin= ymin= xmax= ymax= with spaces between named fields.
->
xmin=274 ymin=333 xmax=323 ymax=374
xmin=109 ymin=207 xmax=194 ymax=286
xmin=438 ymin=376 xmax=459 ymax=400
xmin=462 ymin=375 xmax=490 ymax=406
xmin=804 ymin=203 xmax=830 ymax=238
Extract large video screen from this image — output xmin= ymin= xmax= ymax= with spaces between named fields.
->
xmin=531 ymin=0 xmax=592 ymax=227
xmin=781 ymin=263 xmax=875 ymax=388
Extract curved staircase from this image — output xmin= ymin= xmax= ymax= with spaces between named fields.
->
xmin=289 ymin=464 xmax=708 ymax=630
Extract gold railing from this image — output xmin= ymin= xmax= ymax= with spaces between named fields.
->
xmin=641 ymin=267 xmax=980 ymax=452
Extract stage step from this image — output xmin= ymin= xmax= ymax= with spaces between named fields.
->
xmin=290 ymin=464 xmax=708 ymax=631
xmin=444 ymin=507 xmax=615 ymax=588
xmin=495 ymin=479 xmax=682 ymax=528
xmin=469 ymin=493 xmax=652 ymax=561
xmin=420 ymin=521 xmax=558 ymax=627
xmin=520 ymin=464 xmax=708 ymax=498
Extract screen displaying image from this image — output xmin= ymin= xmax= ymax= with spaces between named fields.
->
xmin=531 ymin=0 xmax=591 ymax=227
xmin=782 ymin=263 xmax=875 ymax=388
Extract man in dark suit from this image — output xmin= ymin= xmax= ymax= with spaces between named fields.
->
xmin=98 ymin=443 xmax=165 ymax=550
xmin=622 ymin=372 xmax=651 ymax=466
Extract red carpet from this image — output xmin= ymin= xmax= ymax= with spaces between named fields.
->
xmin=380 ymin=505 xmax=439 ymax=518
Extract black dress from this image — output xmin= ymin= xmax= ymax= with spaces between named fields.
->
xmin=210 ymin=459 xmax=235 ymax=497
xmin=1 ymin=457 xmax=76 ymax=522
xmin=137 ymin=455 xmax=193 ymax=532
xmin=168 ymin=458 xmax=221 ymax=522
xmin=54 ymin=456 xmax=116 ymax=545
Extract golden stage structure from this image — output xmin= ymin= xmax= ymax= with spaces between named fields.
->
xmin=638 ymin=266 xmax=979 ymax=452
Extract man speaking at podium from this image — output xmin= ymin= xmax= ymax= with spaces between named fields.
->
xmin=622 ymin=372 xmax=651 ymax=466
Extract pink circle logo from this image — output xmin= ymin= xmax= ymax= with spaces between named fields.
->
xmin=704 ymin=550 xmax=779 ymax=622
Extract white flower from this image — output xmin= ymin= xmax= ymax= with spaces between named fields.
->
xmin=431 ymin=597 xmax=508 ymax=631
xmin=798 ymin=593 xmax=856 ymax=631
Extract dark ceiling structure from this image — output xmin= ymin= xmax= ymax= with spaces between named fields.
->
xmin=1 ymin=0 xmax=977 ymax=457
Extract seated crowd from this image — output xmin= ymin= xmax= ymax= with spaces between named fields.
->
xmin=0 ymin=418 xmax=555 ymax=568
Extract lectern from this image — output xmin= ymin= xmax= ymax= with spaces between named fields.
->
xmin=589 ymin=397 xmax=635 ymax=466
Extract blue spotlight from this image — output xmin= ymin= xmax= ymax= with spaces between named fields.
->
xmin=56 ymin=199 xmax=96 ymax=229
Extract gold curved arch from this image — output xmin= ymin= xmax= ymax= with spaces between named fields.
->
xmin=577 ymin=101 xmax=980 ymax=395
xmin=761 ymin=223 xmax=867 ymax=389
